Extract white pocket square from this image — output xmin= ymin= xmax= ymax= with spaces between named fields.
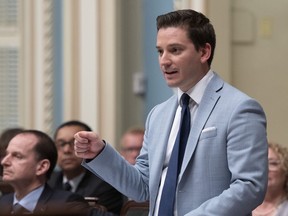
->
xmin=202 ymin=126 xmax=216 ymax=133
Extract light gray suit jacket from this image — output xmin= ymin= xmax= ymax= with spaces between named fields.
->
xmin=83 ymin=72 xmax=268 ymax=216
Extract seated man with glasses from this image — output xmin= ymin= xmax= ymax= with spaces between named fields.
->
xmin=48 ymin=120 xmax=123 ymax=215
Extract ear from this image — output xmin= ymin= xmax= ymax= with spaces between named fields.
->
xmin=36 ymin=159 xmax=50 ymax=176
xmin=200 ymin=43 xmax=211 ymax=64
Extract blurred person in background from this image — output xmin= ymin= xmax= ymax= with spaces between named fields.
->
xmin=253 ymin=142 xmax=288 ymax=216
xmin=119 ymin=127 xmax=145 ymax=203
xmin=120 ymin=127 xmax=144 ymax=165
xmin=0 ymin=127 xmax=24 ymax=197
xmin=48 ymin=120 xmax=123 ymax=215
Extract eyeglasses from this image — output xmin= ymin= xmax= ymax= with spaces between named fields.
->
xmin=56 ymin=139 xmax=74 ymax=151
xmin=268 ymin=160 xmax=281 ymax=171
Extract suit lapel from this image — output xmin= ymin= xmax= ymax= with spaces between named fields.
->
xmin=148 ymin=95 xmax=178 ymax=205
xmin=179 ymin=73 xmax=223 ymax=179
xmin=0 ymin=193 xmax=14 ymax=214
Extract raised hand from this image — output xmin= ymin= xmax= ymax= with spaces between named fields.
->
xmin=74 ymin=131 xmax=105 ymax=159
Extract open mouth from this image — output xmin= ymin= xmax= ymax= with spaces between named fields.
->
xmin=165 ymin=71 xmax=177 ymax=74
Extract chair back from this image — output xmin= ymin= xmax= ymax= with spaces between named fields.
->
xmin=85 ymin=196 xmax=108 ymax=213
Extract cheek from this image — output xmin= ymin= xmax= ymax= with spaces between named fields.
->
xmin=180 ymin=59 xmax=196 ymax=74
xmin=17 ymin=164 xmax=37 ymax=177
xmin=57 ymin=151 xmax=65 ymax=160
xmin=279 ymin=174 xmax=287 ymax=185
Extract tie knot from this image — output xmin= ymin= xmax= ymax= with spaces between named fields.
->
xmin=63 ymin=182 xmax=72 ymax=191
xmin=181 ymin=93 xmax=190 ymax=107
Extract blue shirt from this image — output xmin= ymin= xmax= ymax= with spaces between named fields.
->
xmin=13 ymin=185 xmax=44 ymax=213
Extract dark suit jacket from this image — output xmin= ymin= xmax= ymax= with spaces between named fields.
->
xmin=0 ymin=184 xmax=91 ymax=216
xmin=48 ymin=171 xmax=123 ymax=215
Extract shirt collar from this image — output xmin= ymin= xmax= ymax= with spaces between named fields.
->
xmin=177 ymin=70 xmax=214 ymax=105
xmin=63 ymin=172 xmax=85 ymax=192
xmin=13 ymin=185 xmax=44 ymax=213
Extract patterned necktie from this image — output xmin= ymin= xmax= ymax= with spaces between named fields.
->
xmin=158 ymin=93 xmax=191 ymax=216
xmin=63 ymin=181 xmax=72 ymax=191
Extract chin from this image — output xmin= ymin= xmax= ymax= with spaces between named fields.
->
xmin=62 ymin=165 xmax=77 ymax=171
xmin=2 ymin=176 xmax=12 ymax=182
xmin=167 ymin=82 xmax=179 ymax=88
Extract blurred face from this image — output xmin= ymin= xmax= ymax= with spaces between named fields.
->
xmin=121 ymin=133 xmax=143 ymax=165
xmin=55 ymin=125 xmax=84 ymax=173
xmin=268 ymin=148 xmax=286 ymax=192
xmin=156 ymin=27 xmax=211 ymax=92
xmin=1 ymin=134 xmax=41 ymax=186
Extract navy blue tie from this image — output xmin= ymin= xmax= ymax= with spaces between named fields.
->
xmin=63 ymin=182 xmax=72 ymax=191
xmin=158 ymin=93 xmax=191 ymax=216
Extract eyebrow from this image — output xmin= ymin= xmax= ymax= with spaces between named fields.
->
xmin=156 ymin=43 xmax=185 ymax=49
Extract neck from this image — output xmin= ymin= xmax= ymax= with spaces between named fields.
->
xmin=253 ymin=192 xmax=286 ymax=216
xmin=63 ymin=167 xmax=85 ymax=180
xmin=14 ymin=182 xmax=44 ymax=200
xmin=264 ymin=189 xmax=286 ymax=204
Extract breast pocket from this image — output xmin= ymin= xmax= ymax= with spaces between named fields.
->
xmin=199 ymin=126 xmax=217 ymax=140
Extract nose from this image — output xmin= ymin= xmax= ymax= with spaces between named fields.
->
xmin=62 ymin=143 xmax=73 ymax=153
xmin=1 ymin=154 xmax=10 ymax=166
xmin=159 ymin=52 xmax=172 ymax=68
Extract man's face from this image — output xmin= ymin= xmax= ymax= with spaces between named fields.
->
xmin=55 ymin=125 xmax=84 ymax=172
xmin=1 ymin=134 xmax=40 ymax=186
xmin=121 ymin=133 xmax=143 ymax=165
xmin=156 ymin=27 xmax=210 ymax=92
